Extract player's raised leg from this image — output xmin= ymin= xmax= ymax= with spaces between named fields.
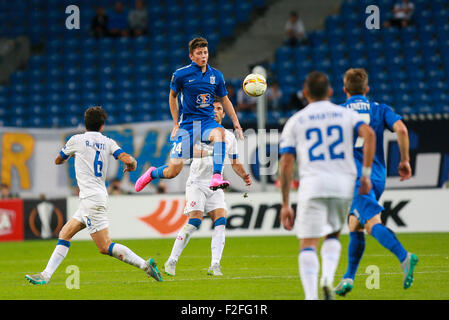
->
xmin=207 ymin=127 xmax=229 ymax=190
xmin=135 ymin=158 xmax=184 ymax=192
xmin=365 ymin=215 xmax=418 ymax=289
xmin=91 ymin=228 xmax=162 ymax=282
xmin=25 ymin=218 xmax=84 ymax=285
xmin=164 ymin=212 xmax=203 ymax=276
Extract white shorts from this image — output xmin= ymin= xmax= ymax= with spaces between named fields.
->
xmin=296 ymin=197 xmax=352 ymax=239
xmin=72 ymin=195 xmax=109 ymax=234
xmin=184 ymin=181 xmax=227 ymax=216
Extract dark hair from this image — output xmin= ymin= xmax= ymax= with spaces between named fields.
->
xmin=304 ymin=71 xmax=331 ymax=100
xmin=84 ymin=106 xmax=107 ymax=131
xmin=189 ymin=37 xmax=208 ymax=54
xmin=344 ymin=68 xmax=369 ymax=96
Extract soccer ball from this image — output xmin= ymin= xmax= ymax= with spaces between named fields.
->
xmin=242 ymin=73 xmax=267 ymax=97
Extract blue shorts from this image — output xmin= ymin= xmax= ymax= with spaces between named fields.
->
xmin=349 ymin=179 xmax=385 ymax=226
xmin=170 ymin=117 xmax=223 ymax=159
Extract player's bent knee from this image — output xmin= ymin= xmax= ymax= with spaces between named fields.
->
xmin=365 ymin=215 xmax=382 ymax=235
xmin=165 ymin=165 xmax=182 ymax=179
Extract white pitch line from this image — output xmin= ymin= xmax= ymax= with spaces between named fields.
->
xmin=8 ymin=270 xmax=449 ymax=288
xmin=2 ymin=253 xmax=448 ymax=265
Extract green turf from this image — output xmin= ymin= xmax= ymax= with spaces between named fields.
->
xmin=1 ymin=233 xmax=448 ymax=300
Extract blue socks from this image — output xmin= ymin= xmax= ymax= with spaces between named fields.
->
xmin=212 ymin=141 xmax=226 ymax=174
xmin=151 ymin=165 xmax=168 ymax=179
xmin=343 ymin=232 xmax=365 ymax=280
xmin=371 ymin=224 xmax=408 ymax=263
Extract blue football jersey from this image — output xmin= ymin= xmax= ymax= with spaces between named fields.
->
xmin=170 ymin=62 xmax=228 ymax=123
xmin=341 ymin=95 xmax=402 ymax=182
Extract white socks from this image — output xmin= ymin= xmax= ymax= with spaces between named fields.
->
xmin=42 ymin=239 xmax=71 ymax=280
xmin=298 ymin=238 xmax=342 ymax=300
xmin=211 ymin=224 xmax=225 ymax=266
xmin=168 ymin=223 xmax=197 ymax=262
xmin=320 ymin=238 xmax=342 ymax=286
xmin=168 ymin=218 xmax=226 ymax=268
xmin=109 ymin=243 xmax=147 ymax=270
xmin=298 ymin=248 xmax=319 ymax=300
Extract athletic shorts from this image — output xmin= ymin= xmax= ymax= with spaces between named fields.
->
xmin=296 ymin=197 xmax=352 ymax=239
xmin=72 ymin=194 xmax=109 ymax=234
xmin=184 ymin=181 xmax=227 ymax=216
xmin=170 ymin=117 xmax=223 ymax=159
xmin=349 ymin=179 xmax=385 ymax=226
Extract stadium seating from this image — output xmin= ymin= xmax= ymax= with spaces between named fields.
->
xmin=0 ymin=0 xmax=265 ymax=127
xmin=1 ymin=0 xmax=448 ymax=127
xmin=270 ymin=0 xmax=449 ymax=120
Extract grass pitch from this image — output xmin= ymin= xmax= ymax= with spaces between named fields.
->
xmin=1 ymin=233 xmax=448 ymax=300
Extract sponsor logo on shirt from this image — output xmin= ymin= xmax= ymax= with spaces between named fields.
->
xmin=196 ymin=93 xmax=212 ymax=108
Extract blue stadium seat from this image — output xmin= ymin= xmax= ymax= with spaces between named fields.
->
xmin=219 ymin=17 xmax=237 ymax=38
xmin=329 ymin=45 xmax=346 ymax=62
xmin=236 ymin=2 xmax=252 ymax=22
xmin=325 ymin=15 xmax=342 ymax=31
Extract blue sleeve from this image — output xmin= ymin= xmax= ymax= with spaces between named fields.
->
xmin=59 ymin=150 xmax=69 ymax=160
xmin=170 ymin=71 xmax=182 ymax=93
xmin=216 ymin=71 xmax=228 ymax=97
xmin=383 ymin=104 xmax=402 ymax=131
xmin=113 ymin=149 xmax=124 ymax=159
xmin=279 ymin=146 xmax=296 ymax=156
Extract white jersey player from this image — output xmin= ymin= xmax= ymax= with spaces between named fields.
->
xmin=25 ymin=107 xmax=162 ymax=285
xmin=279 ymin=72 xmax=375 ymax=300
xmin=164 ymin=102 xmax=251 ymax=277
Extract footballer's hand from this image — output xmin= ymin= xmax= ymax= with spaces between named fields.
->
xmin=123 ymin=158 xmax=137 ymax=173
xmin=398 ymin=161 xmax=412 ymax=181
xmin=234 ymin=123 xmax=244 ymax=140
xmin=359 ymin=176 xmax=372 ymax=195
xmin=280 ymin=205 xmax=294 ymax=230
xmin=171 ymin=124 xmax=180 ymax=140
xmin=242 ymin=173 xmax=252 ymax=186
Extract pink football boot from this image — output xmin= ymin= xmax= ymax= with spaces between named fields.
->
xmin=135 ymin=166 xmax=156 ymax=192
xmin=209 ymin=173 xmax=230 ymax=191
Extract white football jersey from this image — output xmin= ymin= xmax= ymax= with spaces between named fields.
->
xmin=187 ymin=129 xmax=239 ymax=185
xmin=60 ymin=131 xmax=123 ymax=199
xmin=280 ymin=100 xmax=364 ymax=199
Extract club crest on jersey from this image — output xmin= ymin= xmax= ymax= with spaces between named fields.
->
xmin=210 ymin=76 xmax=215 ymax=84
xmin=196 ymin=93 xmax=212 ymax=108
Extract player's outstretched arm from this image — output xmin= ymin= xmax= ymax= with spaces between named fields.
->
xmin=118 ymin=152 xmax=137 ymax=173
xmin=55 ymin=154 xmax=66 ymax=165
xmin=358 ymin=123 xmax=376 ymax=195
xmin=169 ymin=89 xmax=180 ymax=139
xmin=220 ymin=95 xmax=244 ymax=140
xmin=393 ymin=120 xmax=412 ymax=181
xmin=55 ymin=153 xmax=74 ymax=165
xmin=230 ymin=158 xmax=251 ymax=186
xmin=279 ymin=153 xmax=295 ymax=230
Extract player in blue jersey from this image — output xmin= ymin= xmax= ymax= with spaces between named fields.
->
xmin=135 ymin=37 xmax=243 ymax=192
xmin=334 ymin=68 xmax=418 ymax=296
